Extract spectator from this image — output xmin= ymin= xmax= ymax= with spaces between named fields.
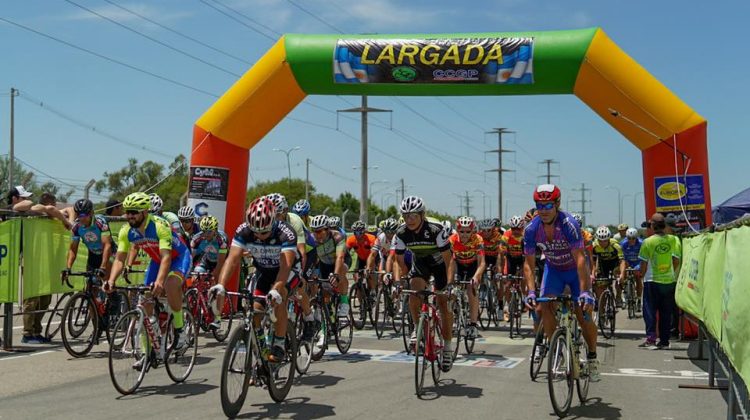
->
xmin=638 ymin=213 xmax=681 ymax=350
xmin=105 ymin=199 xmax=123 ymax=217
xmin=5 ymin=185 xmax=34 ymax=212
xmin=31 ymin=192 xmax=73 ymax=230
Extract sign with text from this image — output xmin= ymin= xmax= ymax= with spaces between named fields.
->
xmin=188 ymin=166 xmax=229 ymax=229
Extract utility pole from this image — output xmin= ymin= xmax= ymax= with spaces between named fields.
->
xmin=571 ymin=183 xmax=592 ymax=225
xmin=464 ymin=191 xmax=471 ymax=216
xmin=485 ymin=128 xmax=515 ymax=222
xmin=539 ymin=159 xmax=559 ymax=184
xmin=398 ymin=178 xmax=406 ymax=202
xmin=305 ymin=158 xmax=310 ymax=202
xmin=4 ymin=87 xmax=18 ymax=350
xmin=338 ymin=96 xmax=391 ymax=225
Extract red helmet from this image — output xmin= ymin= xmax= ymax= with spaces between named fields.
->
xmin=245 ymin=196 xmax=276 ymax=232
xmin=533 ymin=184 xmax=561 ymax=202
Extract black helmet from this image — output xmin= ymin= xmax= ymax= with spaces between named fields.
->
xmin=74 ymin=198 xmax=94 ymax=215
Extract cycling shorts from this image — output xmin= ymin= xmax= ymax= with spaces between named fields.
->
xmin=540 ymin=265 xmax=580 ymax=300
xmin=456 ymin=261 xmax=478 ymax=283
xmin=250 ymin=267 xmax=301 ymax=306
xmin=144 ymin=251 xmax=191 ymax=286
xmin=506 ymin=257 xmax=524 ymax=278
xmin=409 ymin=261 xmax=448 ymax=291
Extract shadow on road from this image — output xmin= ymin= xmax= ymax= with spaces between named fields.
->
xmin=295 ymin=370 xmax=345 ymax=389
xmin=566 ymin=397 xmax=623 ymax=419
xmin=418 ymin=378 xmax=484 ymax=401
xmin=116 ymin=378 xmax=217 ymax=400
xmin=238 ymin=396 xmax=336 ymax=419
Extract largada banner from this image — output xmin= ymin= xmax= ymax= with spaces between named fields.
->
xmin=654 ymin=174 xmax=706 ymax=229
xmin=334 ymin=38 xmax=534 ymax=84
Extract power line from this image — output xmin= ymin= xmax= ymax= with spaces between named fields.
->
xmin=199 ymin=0 xmax=280 ymax=41
xmin=101 ymin=0 xmax=253 ymax=65
xmin=308 ymin=160 xmax=357 ymax=183
xmin=0 ymin=16 xmax=220 ymax=98
xmin=15 ymin=156 xmax=83 ymax=190
xmin=435 ymin=98 xmax=487 ymax=132
xmin=286 ymin=0 xmax=345 ymax=33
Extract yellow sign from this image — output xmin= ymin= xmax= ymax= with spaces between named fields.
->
xmin=657 ymin=181 xmax=687 ymax=201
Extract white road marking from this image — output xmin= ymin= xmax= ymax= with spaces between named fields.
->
xmin=0 ymin=350 xmax=55 ymax=361
xmin=323 ymin=348 xmax=524 ymax=369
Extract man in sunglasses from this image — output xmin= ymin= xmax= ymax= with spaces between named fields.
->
xmin=523 ymin=184 xmax=600 ymax=382
xmin=449 ymin=216 xmax=485 ymax=340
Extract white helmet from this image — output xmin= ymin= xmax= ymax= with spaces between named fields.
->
xmin=327 ymin=216 xmax=341 ymax=229
xmin=310 ymin=215 xmax=329 ymax=230
xmin=455 ymin=216 xmax=475 ymax=231
xmin=400 ymin=196 xmax=425 ymax=214
xmin=572 ymin=213 xmax=583 ymax=226
xmin=148 ymin=193 xmax=163 ymax=213
xmin=508 ymin=215 xmax=524 ymax=229
xmin=626 ymin=227 xmax=639 ymax=239
xmin=265 ymin=193 xmax=288 ymax=214
xmin=595 ymin=226 xmax=612 ymax=241
xmin=178 ymin=206 xmax=195 ymax=220
xmin=442 ymin=220 xmax=452 ymax=232
xmin=478 ymin=219 xmax=494 ymax=231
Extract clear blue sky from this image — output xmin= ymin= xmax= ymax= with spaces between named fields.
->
xmin=1 ymin=0 xmax=747 ymax=226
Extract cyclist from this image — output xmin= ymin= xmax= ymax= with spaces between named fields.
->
xmin=149 ymin=193 xmax=179 ymax=226
xmin=65 ymin=198 xmax=117 ymax=280
xmin=392 ymin=196 xmax=454 ymax=370
xmin=620 ymin=227 xmax=643 ymax=310
xmin=210 ymin=196 xmax=304 ymax=360
xmin=592 ymin=226 xmax=627 ymax=307
xmin=291 ymin=199 xmax=311 ymax=227
xmin=449 ymin=216 xmax=484 ymax=339
xmin=177 ymin=206 xmax=201 ymax=242
xmin=613 ymin=223 xmax=629 ymax=242
xmin=523 ymin=184 xmax=600 ymax=381
xmin=500 ymin=215 xmax=526 ymax=321
xmin=478 ymin=218 xmax=504 ymax=316
xmin=105 ymin=192 xmax=192 ymax=353
xmin=327 ymin=216 xmax=346 ymax=236
xmin=572 ymin=213 xmax=595 ymax=269
xmin=309 ymin=215 xmax=350 ymax=319
xmin=346 ymin=220 xmax=377 ymax=296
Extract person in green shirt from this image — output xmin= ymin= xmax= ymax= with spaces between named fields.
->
xmin=638 ymin=213 xmax=681 ymax=349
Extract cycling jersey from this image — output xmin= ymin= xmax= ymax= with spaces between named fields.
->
xmin=190 ymin=230 xmax=229 ymax=263
xmin=523 ymin=211 xmax=583 ymax=272
xmin=479 ymin=229 xmax=503 ymax=257
xmin=117 ymin=214 xmax=191 ymax=284
xmin=393 ymin=221 xmax=451 ymax=289
xmin=313 ymin=229 xmax=347 ymax=266
xmin=620 ymin=238 xmax=642 ymax=269
xmin=592 ymin=239 xmax=623 ymax=277
xmin=232 ymin=221 xmax=297 ymax=269
xmin=346 ymin=233 xmax=377 ymax=262
xmin=71 ymin=215 xmax=114 ymax=255
xmin=501 ymin=230 xmax=524 ymax=258
xmin=448 ymin=232 xmax=484 ymax=265
xmin=285 ymin=212 xmax=307 ymax=246
xmin=372 ymin=232 xmax=394 ymax=256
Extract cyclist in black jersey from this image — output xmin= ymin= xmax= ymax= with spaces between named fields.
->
xmin=392 ymin=196 xmax=455 ymax=370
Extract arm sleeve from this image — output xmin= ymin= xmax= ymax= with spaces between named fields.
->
xmin=615 ymin=242 xmax=624 ymax=260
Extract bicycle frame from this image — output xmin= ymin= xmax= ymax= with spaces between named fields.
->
xmin=538 ymin=296 xmax=586 ymax=380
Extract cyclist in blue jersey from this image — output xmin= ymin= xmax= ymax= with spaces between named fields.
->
xmin=620 ymin=227 xmax=643 ymax=309
xmin=292 ymin=199 xmax=311 ymax=227
xmin=64 ymin=199 xmax=116 ymax=279
xmin=105 ymin=192 xmax=192 ymax=351
xmin=178 ymin=206 xmax=201 ymax=243
xmin=190 ymin=215 xmax=228 ymax=276
xmin=523 ymin=184 xmax=600 ymax=381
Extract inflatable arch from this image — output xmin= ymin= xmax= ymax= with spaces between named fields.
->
xmin=190 ymin=27 xmax=710 ymax=239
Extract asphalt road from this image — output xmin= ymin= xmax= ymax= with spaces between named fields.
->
xmin=0 ymin=306 xmax=728 ymax=419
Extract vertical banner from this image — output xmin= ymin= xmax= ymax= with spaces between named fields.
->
xmin=723 ymin=227 xmax=750 ymax=387
xmin=654 ymin=174 xmax=706 ymax=229
xmin=700 ymin=231 xmax=726 ymax=340
xmin=187 ymin=166 xmax=230 ymax=229
xmin=675 ymin=234 xmax=709 ymax=319
xmin=22 ymin=219 xmax=71 ymax=299
xmin=0 ymin=219 xmax=21 ymax=303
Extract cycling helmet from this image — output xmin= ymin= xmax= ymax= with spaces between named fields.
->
xmin=492 ymin=218 xmax=502 ymax=228
xmin=595 ymin=226 xmax=612 ymax=241
xmin=327 ymin=216 xmax=341 ymax=229
xmin=626 ymin=227 xmax=639 ymax=239
xmin=455 ymin=216 xmax=475 ymax=231
xmin=478 ymin=219 xmax=494 ymax=231
xmin=617 ymin=223 xmax=629 ymax=231
xmin=508 ymin=215 xmax=524 ymax=229
xmin=122 ymin=192 xmax=151 ymax=212
xmin=245 ymin=196 xmax=275 ymax=232
xmin=265 ymin=193 xmax=288 ymax=214
xmin=310 ymin=215 xmax=329 ymax=230
xmin=381 ymin=218 xmax=398 ymax=233
xmin=178 ymin=206 xmax=195 ymax=220
xmin=397 ymin=216 xmax=405 ymax=225
xmin=292 ymin=199 xmax=310 ymax=216
xmin=73 ymin=198 xmax=94 ymax=216
xmin=367 ymin=225 xmax=378 ymax=234
xmin=351 ymin=220 xmax=366 ymax=232
xmin=525 ymin=207 xmax=538 ymax=222
xmin=199 ymin=215 xmax=219 ymax=231
xmin=572 ymin=213 xmax=583 ymax=226
xmin=533 ymin=184 xmax=561 ymax=202
xmin=441 ymin=220 xmax=452 ymax=232
xmin=400 ymin=195 xmax=425 ymax=214
xmin=149 ymin=193 xmax=163 ymax=213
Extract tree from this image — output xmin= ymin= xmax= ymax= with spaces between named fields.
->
xmin=0 ymin=156 xmax=74 ymax=203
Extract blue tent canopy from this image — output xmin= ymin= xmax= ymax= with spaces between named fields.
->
xmin=712 ymin=187 xmax=750 ymax=224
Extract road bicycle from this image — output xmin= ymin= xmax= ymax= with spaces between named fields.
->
xmin=308 ymin=274 xmax=353 ymax=361
xmin=505 ymin=274 xmax=526 ymax=339
xmin=406 ymin=285 xmax=452 ymax=397
xmin=594 ymin=275 xmax=617 ymax=339
xmin=184 ymin=270 xmax=234 ymax=342
xmin=623 ymin=268 xmax=639 ymax=319
xmin=450 ymin=279 xmax=475 ymax=358
xmin=477 ymin=268 xmax=500 ymax=330
xmin=349 ymin=269 xmax=376 ymax=330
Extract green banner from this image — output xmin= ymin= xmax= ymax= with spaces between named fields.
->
xmin=675 ymin=235 xmax=708 ymax=319
xmin=701 ymin=231 xmax=726 ymax=340
xmin=0 ymin=219 xmax=22 ymax=303
xmin=22 ymin=219 xmax=74 ymax=299
xmin=722 ymin=227 xmax=750 ymax=387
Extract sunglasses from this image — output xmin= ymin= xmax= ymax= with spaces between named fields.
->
xmin=125 ymin=210 xmax=140 ymax=215
xmin=314 ymin=229 xmax=327 ymax=234
xmin=458 ymin=230 xmax=473 ymax=235
xmin=403 ymin=212 xmax=420 ymax=219
xmin=535 ymin=202 xmax=555 ymax=210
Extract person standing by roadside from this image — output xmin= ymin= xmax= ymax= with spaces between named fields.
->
xmin=638 ymin=213 xmax=681 ymax=349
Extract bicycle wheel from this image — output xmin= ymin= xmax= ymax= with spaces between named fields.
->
xmin=463 ymin=308 xmax=475 ymax=354
xmin=334 ymin=301 xmax=353 ymax=354
xmin=414 ymin=315 xmax=428 ymax=396
xmin=267 ymin=321 xmax=297 ymax=402
xmin=165 ymin=311 xmax=198 ymax=383
xmin=61 ymin=293 xmax=99 ymax=358
xmin=374 ymin=287 xmax=387 ymax=339
xmin=548 ymin=328 xmax=574 ymax=418
xmin=220 ymin=325 xmax=252 ymax=418
xmin=392 ymin=291 xmax=403 ymax=334
xmin=576 ymin=332 xmax=591 ymax=404
xmin=451 ymin=300 xmax=462 ymax=361
xmin=349 ymin=283 xmax=366 ymax=330
xmin=105 ymin=291 xmax=131 ymax=343
xmin=477 ymin=284 xmax=488 ymax=330
xmin=212 ymin=294 xmax=235 ymax=342
xmin=295 ymin=311 xmax=312 ymax=375
xmin=626 ymin=282 xmax=636 ymax=319
xmin=45 ymin=292 xmax=72 ymax=340
xmin=490 ymin=285 xmax=501 ymax=328
xmin=597 ymin=291 xmax=612 ymax=339
xmin=530 ymin=327 xmax=547 ymax=381
xmin=311 ymin=303 xmax=327 ymax=361
xmin=401 ymin=297 xmax=413 ymax=354
xmin=431 ymin=323 xmax=444 ymax=385
xmin=509 ymin=291 xmax=518 ymax=339
xmin=108 ymin=309 xmax=147 ymax=395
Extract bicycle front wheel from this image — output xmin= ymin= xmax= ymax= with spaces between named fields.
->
xmin=165 ymin=311 xmax=198 ymax=383
xmin=311 ymin=303 xmax=327 ymax=361
xmin=414 ymin=316 xmax=428 ymax=396
xmin=108 ymin=309 xmax=147 ymax=395
xmin=220 ymin=326 xmax=252 ymax=418
xmin=374 ymin=287 xmax=387 ymax=339
xmin=212 ymin=294 xmax=235 ymax=343
xmin=576 ymin=333 xmax=591 ymax=404
xmin=45 ymin=292 xmax=72 ymax=341
xmin=530 ymin=327 xmax=546 ymax=381
xmin=335 ymin=301 xmax=353 ymax=354
xmin=598 ymin=291 xmax=614 ymax=339
xmin=349 ymin=283 xmax=366 ymax=330
xmin=61 ymin=293 xmax=99 ymax=358
xmin=548 ymin=328 xmax=574 ymax=417
xmin=105 ymin=290 xmax=131 ymax=343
